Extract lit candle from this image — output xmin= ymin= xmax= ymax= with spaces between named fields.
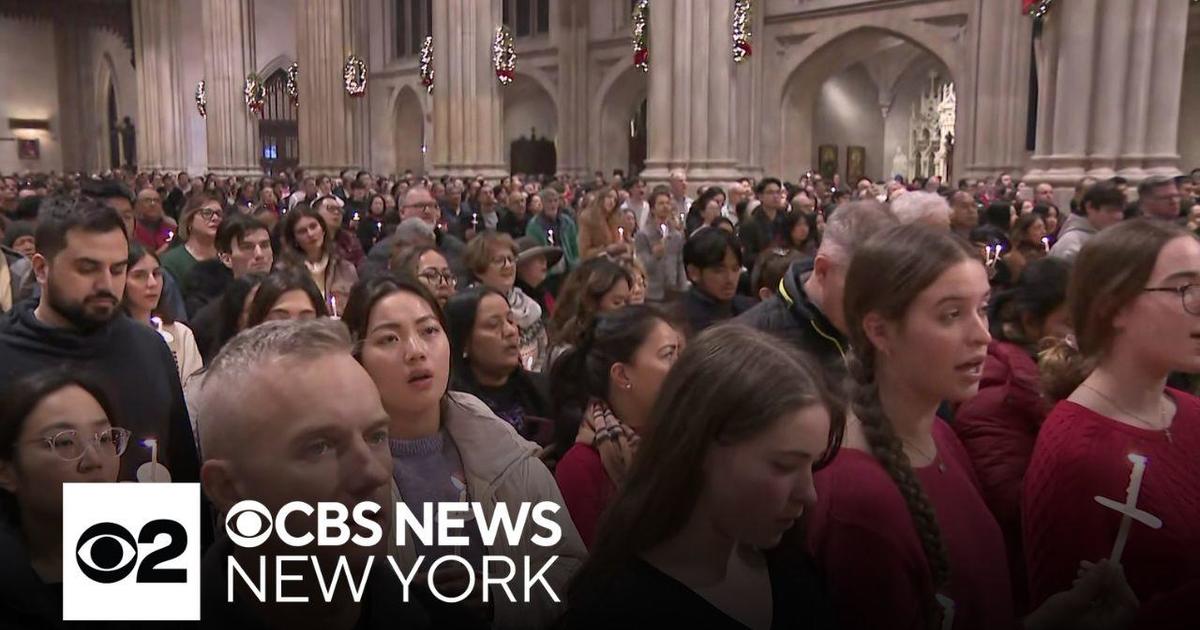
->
xmin=330 ymin=295 xmax=339 ymax=319
xmin=166 ymin=230 xmax=174 ymax=243
xmin=1041 ymin=236 xmax=1050 ymax=253
xmin=618 ymin=226 xmax=625 ymax=241
xmin=144 ymin=438 xmax=158 ymax=482
xmin=352 ymin=211 xmax=360 ymax=222
xmin=472 ymin=213 xmax=479 ymax=229
xmin=660 ymin=223 xmax=669 ymax=239
xmin=547 ymin=228 xmax=555 ymax=245
xmin=1093 ymin=453 xmax=1163 ymax=564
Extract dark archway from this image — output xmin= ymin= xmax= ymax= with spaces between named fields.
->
xmin=258 ymin=69 xmax=299 ymax=173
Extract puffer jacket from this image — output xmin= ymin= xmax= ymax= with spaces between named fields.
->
xmin=388 ymin=392 xmax=586 ymax=630
xmin=734 ymin=258 xmax=849 ymax=385
xmin=952 ymin=339 xmax=1048 ymax=613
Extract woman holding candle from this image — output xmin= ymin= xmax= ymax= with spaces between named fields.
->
xmin=807 ymin=224 xmax=1136 ymax=629
xmin=122 ymin=242 xmax=203 ymax=387
xmin=576 ymin=186 xmax=628 ymax=259
xmin=0 ymin=369 xmax=128 ymax=627
xmin=1002 ymin=213 xmax=1050 ymax=283
xmin=1027 ymin=219 xmax=1200 ymax=621
xmin=341 ymin=274 xmax=585 ymax=629
xmin=278 ymin=203 xmax=358 ymax=317
xmin=635 ymin=188 xmax=686 ymax=304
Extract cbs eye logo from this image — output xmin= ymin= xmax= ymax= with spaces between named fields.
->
xmin=75 ymin=520 xmax=188 ymax=584
xmin=224 ymin=500 xmax=273 ymax=547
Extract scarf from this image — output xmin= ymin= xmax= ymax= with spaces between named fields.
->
xmin=574 ymin=398 xmax=640 ymax=487
xmin=508 ymin=287 xmax=548 ymax=371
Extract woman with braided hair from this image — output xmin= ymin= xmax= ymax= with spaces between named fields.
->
xmin=805 ymin=224 xmax=1136 ymax=630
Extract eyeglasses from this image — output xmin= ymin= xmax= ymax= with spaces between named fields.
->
xmin=489 ymin=255 xmax=516 ymax=268
xmin=418 ymin=269 xmax=457 ymax=287
xmin=1144 ymin=284 xmax=1200 ymax=315
xmin=34 ymin=427 xmax=131 ymax=461
xmin=198 ymin=208 xmax=223 ymax=222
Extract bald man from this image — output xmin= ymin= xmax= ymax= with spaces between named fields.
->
xmin=133 ymin=188 xmax=175 ymax=253
xmin=195 ymin=320 xmax=429 ymax=630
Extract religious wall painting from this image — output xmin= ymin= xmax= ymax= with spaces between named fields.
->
xmin=16 ymin=139 xmax=39 ymax=161
xmin=847 ymin=146 xmax=866 ymax=184
xmin=818 ymin=144 xmax=838 ymax=180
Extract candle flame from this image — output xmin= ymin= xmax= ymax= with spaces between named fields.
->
xmin=142 ymin=438 xmax=157 ymax=448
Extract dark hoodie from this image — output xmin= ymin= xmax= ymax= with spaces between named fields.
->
xmin=0 ymin=301 xmax=200 ymax=484
xmin=734 ymin=258 xmax=849 ymax=383
xmin=678 ymin=285 xmax=757 ymax=338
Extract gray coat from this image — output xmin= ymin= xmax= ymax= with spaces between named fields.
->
xmin=1049 ymin=212 xmax=1096 ymax=262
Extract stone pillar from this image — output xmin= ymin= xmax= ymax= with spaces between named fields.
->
xmin=430 ymin=0 xmax=507 ymax=177
xmin=297 ymin=0 xmax=370 ymax=174
xmin=1026 ymin=0 xmax=1189 ymax=185
xmin=55 ymin=20 xmax=98 ymax=172
xmin=964 ymin=0 xmax=1031 ymax=178
xmin=201 ymin=0 xmax=260 ymax=176
xmin=641 ymin=0 xmax=741 ymax=191
xmin=554 ymin=0 xmax=589 ymax=177
xmin=133 ymin=0 xmax=188 ymax=172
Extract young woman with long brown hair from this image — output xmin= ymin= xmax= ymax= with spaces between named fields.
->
xmin=807 ymin=224 xmax=1135 ymax=630
xmin=562 ymin=325 xmax=843 ymax=629
xmin=1026 ymin=219 xmax=1200 ymax=622
xmin=576 ymin=186 xmax=628 ymax=259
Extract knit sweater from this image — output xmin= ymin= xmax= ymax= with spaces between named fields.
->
xmin=1022 ymin=389 xmax=1200 ymax=623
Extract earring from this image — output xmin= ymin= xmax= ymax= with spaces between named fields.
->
xmin=624 ymin=383 xmax=632 ymax=390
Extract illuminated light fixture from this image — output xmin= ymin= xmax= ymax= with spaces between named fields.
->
xmin=8 ymin=118 xmax=50 ymax=131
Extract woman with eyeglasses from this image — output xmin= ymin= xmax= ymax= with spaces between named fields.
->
xmin=388 ymin=244 xmax=457 ymax=307
xmin=464 ymin=232 xmax=550 ymax=372
xmin=312 ymin=194 xmax=365 ymax=269
xmin=0 ymin=369 xmax=129 ymax=627
xmin=278 ymin=203 xmax=358 ymax=317
xmin=1027 ymin=220 xmax=1200 ymax=620
xmin=159 ymin=191 xmax=223 ymax=288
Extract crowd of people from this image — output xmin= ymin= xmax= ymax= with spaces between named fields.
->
xmin=0 ymin=163 xmax=1198 ymax=629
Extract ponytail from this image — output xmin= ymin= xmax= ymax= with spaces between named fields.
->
xmin=1038 ymin=334 xmax=1093 ymax=402
xmin=849 ymin=351 xmax=950 ymax=627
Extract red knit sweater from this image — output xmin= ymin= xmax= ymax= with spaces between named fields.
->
xmin=806 ymin=419 xmax=1016 ymax=630
xmin=1022 ymin=389 xmax=1200 ymax=623
xmin=554 ymin=443 xmax=614 ymax=550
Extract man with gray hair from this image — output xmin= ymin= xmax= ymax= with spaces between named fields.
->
xmin=736 ymin=200 xmax=898 ymax=381
xmin=195 ymin=319 xmax=429 ymax=629
xmin=890 ymin=190 xmax=952 ymax=231
xmin=1137 ymin=175 xmax=1183 ymax=222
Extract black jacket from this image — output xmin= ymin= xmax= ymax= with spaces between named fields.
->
xmin=678 ymin=286 xmax=757 ymax=337
xmin=737 ymin=206 xmax=787 ymax=267
xmin=0 ymin=301 xmax=200 ymax=484
xmin=735 ymin=258 xmax=849 ymax=384
xmin=181 ymin=259 xmax=233 ymax=320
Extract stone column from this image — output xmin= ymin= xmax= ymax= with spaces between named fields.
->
xmin=133 ymin=0 xmax=188 ymax=172
xmin=297 ymin=0 xmax=370 ymax=174
xmin=201 ymin=0 xmax=260 ymax=176
xmin=642 ymin=0 xmax=741 ymax=191
xmin=55 ymin=20 xmax=98 ymax=172
xmin=554 ymin=0 xmax=589 ymax=177
xmin=430 ymin=0 xmax=507 ymax=177
xmin=1026 ymin=0 xmax=1189 ymax=185
xmin=964 ymin=0 xmax=1031 ymax=178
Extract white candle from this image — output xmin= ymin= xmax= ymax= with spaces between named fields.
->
xmin=166 ymin=230 xmax=174 ymax=242
xmin=660 ymin=223 xmax=669 ymax=239
xmin=1093 ymin=453 xmax=1163 ymax=564
xmin=1041 ymin=236 xmax=1050 ymax=253
xmin=144 ymin=438 xmax=158 ymax=482
xmin=547 ymin=228 xmax=554 ymax=245
xmin=618 ymin=226 xmax=625 ymax=240
xmin=330 ymin=295 xmax=339 ymax=318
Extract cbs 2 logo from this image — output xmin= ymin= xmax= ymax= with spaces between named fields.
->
xmin=75 ymin=520 xmax=188 ymax=584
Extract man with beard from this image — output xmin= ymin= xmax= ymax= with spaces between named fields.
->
xmin=0 ymin=196 xmax=199 ymax=484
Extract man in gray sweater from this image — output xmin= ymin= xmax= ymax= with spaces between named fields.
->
xmin=1050 ymin=180 xmax=1126 ymax=261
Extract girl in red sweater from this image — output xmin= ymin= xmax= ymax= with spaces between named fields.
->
xmin=1026 ymin=219 xmax=1200 ymax=625
xmin=551 ymin=305 xmax=685 ymax=548
xmin=806 ymin=224 xmax=1135 ymax=630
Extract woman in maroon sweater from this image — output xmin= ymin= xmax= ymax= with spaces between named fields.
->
xmin=806 ymin=224 xmax=1135 ymax=630
xmin=1026 ymin=219 xmax=1200 ymax=626
xmin=550 ymin=305 xmax=685 ymax=548
xmin=953 ymin=257 xmax=1071 ymax=612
